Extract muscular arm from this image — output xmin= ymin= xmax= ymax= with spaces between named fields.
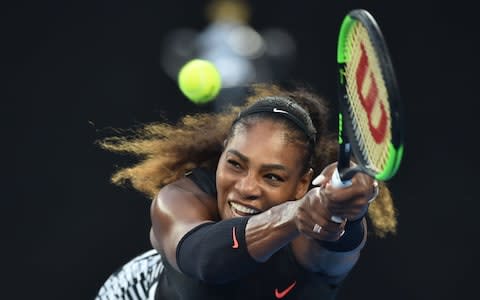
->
xmin=245 ymin=200 xmax=300 ymax=261
xmin=245 ymin=196 xmax=366 ymax=281
xmin=150 ymin=177 xmax=218 ymax=271
xmin=291 ymin=219 xmax=366 ymax=282
xmin=151 ymin=176 xmax=306 ymax=283
xmin=246 ymin=166 xmax=373 ymax=281
xmin=150 ymin=177 xmax=261 ymax=283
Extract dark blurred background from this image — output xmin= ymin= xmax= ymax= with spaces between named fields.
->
xmin=5 ymin=0 xmax=478 ymax=299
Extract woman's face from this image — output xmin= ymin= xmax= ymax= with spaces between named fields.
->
xmin=216 ymin=119 xmax=312 ymax=220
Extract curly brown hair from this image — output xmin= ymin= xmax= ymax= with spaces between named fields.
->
xmin=98 ymin=83 xmax=397 ymax=237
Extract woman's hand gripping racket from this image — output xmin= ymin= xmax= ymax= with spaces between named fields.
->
xmin=330 ymin=9 xmax=405 ymax=222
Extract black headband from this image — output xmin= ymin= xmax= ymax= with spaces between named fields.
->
xmin=232 ymin=96 xmax=317 ymax=143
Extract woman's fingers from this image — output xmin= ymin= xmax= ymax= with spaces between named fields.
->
xmin=304 ymin=218 xmax=346 ymax=241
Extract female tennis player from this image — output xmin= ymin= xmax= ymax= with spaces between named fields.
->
xmin=95 ymin=83 xmax=397 ymax=300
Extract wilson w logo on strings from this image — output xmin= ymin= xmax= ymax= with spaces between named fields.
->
xmin=354 ymin=42 xmax=388 ymax=143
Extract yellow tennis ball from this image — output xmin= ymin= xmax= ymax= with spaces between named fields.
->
xmin=178 ymin=59 xmax=222 ymax=104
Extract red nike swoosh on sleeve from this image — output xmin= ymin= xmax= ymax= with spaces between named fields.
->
xmin=274 ymin=281 xmax=297 ymax=299
xmin=232 ymin=227 xmax=239 ymax=249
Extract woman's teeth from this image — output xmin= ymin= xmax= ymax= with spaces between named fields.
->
xmin=230 ymin=202 xmax=260 ymax=215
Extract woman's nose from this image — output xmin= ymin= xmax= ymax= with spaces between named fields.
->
xmin=235 ymin=172 xmax=261 ymax=200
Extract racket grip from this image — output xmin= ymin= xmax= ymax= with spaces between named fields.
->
xmin=331 ymin=168 xmax=352 ymax=189
xmin=330 ymin=168 xmax=351 ymax=223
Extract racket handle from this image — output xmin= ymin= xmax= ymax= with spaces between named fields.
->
xmin=331 ymin=168 xmax=352 ymax=188
xmin=329 ymin=168 xmax=351 ymax=223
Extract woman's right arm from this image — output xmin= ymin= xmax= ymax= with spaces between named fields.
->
xmin=150 ymin=177 xmax=217 ymax=271
xmin=150 ymin=177 xmax=261 ymax=284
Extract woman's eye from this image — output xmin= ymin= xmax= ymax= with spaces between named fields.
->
xmin=227 ymin=159 xmax=241 ymax=169
xmin=265 ymin=174 xmax=284 ymax=182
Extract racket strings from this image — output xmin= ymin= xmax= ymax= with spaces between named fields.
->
xmin=344 ymin=22 xmax=392 ymax=172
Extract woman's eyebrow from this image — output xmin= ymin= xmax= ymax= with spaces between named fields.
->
xmin=260 ymin=164 xmax=288 ymax=172
xmin=226 ymin=149 xmax=248 ymax=162
xmin=227 ymin=149 xmax=288 ymax=172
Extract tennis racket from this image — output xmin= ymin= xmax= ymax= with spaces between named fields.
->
xmin=331 ymin=9 xmax=404 ymax=191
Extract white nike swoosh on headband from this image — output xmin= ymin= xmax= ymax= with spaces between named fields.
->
xmin=273 ymin=108 xmax=288 ymax=114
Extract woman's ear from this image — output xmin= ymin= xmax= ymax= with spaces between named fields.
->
xmin=295 ymin=168 xmax=313 ymax=199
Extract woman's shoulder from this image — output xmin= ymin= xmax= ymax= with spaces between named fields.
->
xmin=152 ymin=171 xmax=218 ymax=221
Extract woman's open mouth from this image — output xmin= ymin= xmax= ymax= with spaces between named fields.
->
xmin=229 ymin=201 xmax=261 ymax=216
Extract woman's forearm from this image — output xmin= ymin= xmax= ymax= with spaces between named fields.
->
xmin=245 ymin=200 xmax=301 ymax=262
xmin=246 ymin=198 xmax=367 ymax=278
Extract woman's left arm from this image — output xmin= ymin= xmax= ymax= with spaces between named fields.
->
xmin=291 ymin=162 xmax=377 ymax=281
xmin=290 ymin=217 xmax=366 ymax=283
